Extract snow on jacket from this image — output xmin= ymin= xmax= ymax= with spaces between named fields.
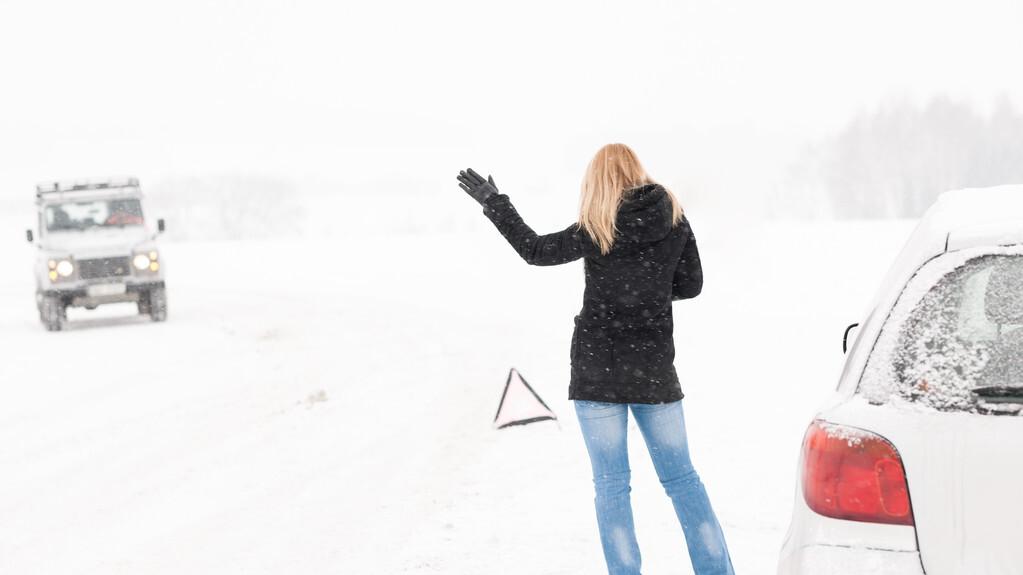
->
xmin=481 ymin=183 xmax=703 ymax=404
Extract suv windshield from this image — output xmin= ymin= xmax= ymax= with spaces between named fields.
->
xmin=45 ymin=198 xmax=144 ymax=231
xmin=861 ymin=250 xmax=1023 ymax=413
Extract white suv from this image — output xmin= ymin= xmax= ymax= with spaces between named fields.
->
xmin=778 ymin=186 xmax=1023 ymax=575
xmin=27 ymin=178 xmax=168 ymax=331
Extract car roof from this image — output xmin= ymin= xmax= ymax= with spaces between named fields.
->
xmin=871 ymin=185 xmax=1023 ymax=310
xmin=39 ymin=188 xmax=143 ymax=206
xmin=36 ymin=177 xmax=143 ymax=205
xmin=938 ymin=186 xmax=1023 ymax=251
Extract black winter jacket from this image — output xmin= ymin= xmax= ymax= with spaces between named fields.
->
xmin=481 ymin=183 xmax=703 ymax=404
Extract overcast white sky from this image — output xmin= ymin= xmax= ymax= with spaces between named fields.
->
xmin=1 ymin=0 xmax=1020 ymax=211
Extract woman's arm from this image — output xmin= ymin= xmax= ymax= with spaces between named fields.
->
xmin=672 ymin=220 xmax=703 ymax=300
xmin=457 ymin=168 xmax=592 ymax=266
xmin=482 ymin=193 xmax=591 ymax=266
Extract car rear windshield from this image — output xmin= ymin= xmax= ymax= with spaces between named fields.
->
xmin=860 ymin=249 xmax=1023 ymax=414
xmin=46 ymin=198 xmax=144 ymax=231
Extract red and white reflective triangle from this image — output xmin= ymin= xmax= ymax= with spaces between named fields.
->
xmin=493 ymin=368 xmax=557 ymax=429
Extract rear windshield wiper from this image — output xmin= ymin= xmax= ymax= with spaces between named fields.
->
xmin=972 ymin=387 xmax=1023 ymax=415
xmin=972 ymin=386 xmax=1023 ymax=402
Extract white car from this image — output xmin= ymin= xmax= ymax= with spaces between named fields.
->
xmin=778 ymin=186 xmax=1023 ymax=575
xmin=27 ymin=178 xmax=168 ymax=330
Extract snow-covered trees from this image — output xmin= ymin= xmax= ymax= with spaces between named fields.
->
xmin=784 ymin=97 xmax=1023 ymax=219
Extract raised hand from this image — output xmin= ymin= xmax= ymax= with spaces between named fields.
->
xmin=457 ymin=168 xmax=499 ymax=205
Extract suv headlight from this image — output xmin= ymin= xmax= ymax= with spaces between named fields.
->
xmin=133 ymin=251 xmax=160 ymax=272
xmin=48 ymin=259 xmax=74 ymax=281
xmin=57 ymin=260 xmax=74 ymax=277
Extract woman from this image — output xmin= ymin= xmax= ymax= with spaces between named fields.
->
xmin=457 ymin=144 xmax=734 ymax=575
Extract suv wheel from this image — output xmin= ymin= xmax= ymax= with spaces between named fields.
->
xmin=40 ymin=295 xmax=66 ymax=331
xmin=148 ymin=287 xmax=168 ymax=322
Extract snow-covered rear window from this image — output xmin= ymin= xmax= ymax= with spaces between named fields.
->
xmin=860 ymin=248 xmax=1023 ymax=414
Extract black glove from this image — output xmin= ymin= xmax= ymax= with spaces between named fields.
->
xmin=457 ymin=168 xmax=499 ymax=205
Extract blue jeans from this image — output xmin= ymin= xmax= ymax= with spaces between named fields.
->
xmin=574 ymin=399 xmax=734 ymax=575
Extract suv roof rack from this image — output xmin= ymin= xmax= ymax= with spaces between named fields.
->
xmin=35 ymin=177 xmax=141 ymax=199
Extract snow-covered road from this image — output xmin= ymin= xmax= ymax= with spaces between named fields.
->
xmin=0 ymin=218 xmax=913 ymax=574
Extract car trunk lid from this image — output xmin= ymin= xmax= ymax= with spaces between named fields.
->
xmin=823 ymin=401 xmax=1023 ymax=575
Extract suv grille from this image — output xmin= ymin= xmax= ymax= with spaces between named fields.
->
xmin=78 ymin=257 xmax=132 ymax=280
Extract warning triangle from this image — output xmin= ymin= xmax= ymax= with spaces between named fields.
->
xmin=493 ymin=368 xmax=557 ymax=429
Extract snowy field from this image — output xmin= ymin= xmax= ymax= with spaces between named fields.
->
xmin=0 ymin=197 xmax=915 ymax=574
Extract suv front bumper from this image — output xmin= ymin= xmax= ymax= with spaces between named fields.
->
xmin=39 ymin=280 xmax=165 ymax=307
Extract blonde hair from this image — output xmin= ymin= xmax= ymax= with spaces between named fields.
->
xmin=578 ymin=143 xmax=683 ymax=255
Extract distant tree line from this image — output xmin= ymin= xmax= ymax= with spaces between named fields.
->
xmin=782 ymin=96 xmax=1023 ymax=218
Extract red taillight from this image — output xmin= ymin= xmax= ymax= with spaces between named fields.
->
xmin=801 ymin=420 xmax=914 ymax=526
